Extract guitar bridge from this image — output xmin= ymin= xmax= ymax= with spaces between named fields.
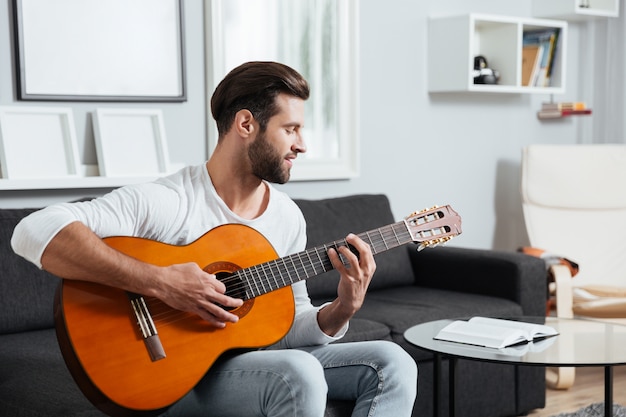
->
xmin=128 ymin=293 xmax=166 ymax=362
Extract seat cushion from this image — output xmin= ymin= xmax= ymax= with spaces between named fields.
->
xmin=335 ymin=318 xmax=391 ymax=343
xmin=0 ymin=207 xmax=61 ymax=334
xmin=0 ymin=329 xmax=106 ymax=417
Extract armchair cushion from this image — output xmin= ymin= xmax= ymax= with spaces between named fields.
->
xmin=573 ymin=285 xmax=626 ymax=317
xmin=409 ymin=246 xmax=546 ymax=315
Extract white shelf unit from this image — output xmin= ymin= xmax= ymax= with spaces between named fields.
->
xmin=533 ymin=0 xmax=619 ymax=21
xmin=428 ymin=14 xmax=567 ymax=94
xmin=0 ymin=175 xmax=160 ymax=191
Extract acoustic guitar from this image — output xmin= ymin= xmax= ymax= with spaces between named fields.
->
xmin=54 ymin=205 xmax=461 ymax=416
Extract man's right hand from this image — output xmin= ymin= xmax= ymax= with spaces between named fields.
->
xmin=155 ymin=262 xmax=244 ymax=328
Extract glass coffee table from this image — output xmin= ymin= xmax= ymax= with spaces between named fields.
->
xmin=404 ymin=317 xmax=626 ymax=417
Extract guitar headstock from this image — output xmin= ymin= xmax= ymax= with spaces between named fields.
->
xmin=404 ymin=205 xmax=462 ymax=251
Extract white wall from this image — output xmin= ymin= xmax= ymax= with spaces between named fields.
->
xmin=0 ymin=0 xmax=597 ymax=251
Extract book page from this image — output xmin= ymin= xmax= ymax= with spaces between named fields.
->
xmin=468 ymin=317 xmax=558 ymax=340
xmin=434 ymin=321 xmax=528 ymax=348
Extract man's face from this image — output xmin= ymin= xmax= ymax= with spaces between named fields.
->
xmin=248 ymin=94 xmax=306 ymax=184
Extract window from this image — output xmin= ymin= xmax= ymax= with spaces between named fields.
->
xmin=206 ymin=0 xmax=359 ymax=180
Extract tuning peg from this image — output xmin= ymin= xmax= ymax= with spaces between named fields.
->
xmin=416 ymin=236 xmax=452 ymax=252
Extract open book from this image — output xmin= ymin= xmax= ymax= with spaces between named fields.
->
xmin=434 ymin=317 xmax=558 ymax=349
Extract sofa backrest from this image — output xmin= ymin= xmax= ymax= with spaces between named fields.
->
xmin=0 ymin=195 xmax=416 ymax=333
xmin=295 ymin=194 xmax=416 ymax=300
xmin=0 ymin=207 xmax=60 ymax=335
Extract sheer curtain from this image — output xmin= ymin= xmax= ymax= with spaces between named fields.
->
xmin=590 ymin=2 xmax=626 ymax=143
xmin=208 ymin=0 xmax=359 ymax=180
xmin=216 ymin=0 xmax=340 ymax=159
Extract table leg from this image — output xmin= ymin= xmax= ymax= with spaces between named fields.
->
xmin=605 ymin=366 xmax=613 ymax=417
xmin=434 ymin=353 xmax=441 ymax=417
xmin=449 ymin=357 xmax=457 ymax=417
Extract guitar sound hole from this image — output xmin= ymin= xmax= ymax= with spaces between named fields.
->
xmin=204 ymin=261 xmax=252 ymax=316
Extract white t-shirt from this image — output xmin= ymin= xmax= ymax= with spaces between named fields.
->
xmin=12 ymin=164 xmax=346 ymax=347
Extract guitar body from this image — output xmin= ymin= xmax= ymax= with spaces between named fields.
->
xmin=54 ymin=224 xmax=295 ymax=416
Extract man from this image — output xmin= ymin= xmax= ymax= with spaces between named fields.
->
xmin=12 ymin=61 xmax=417 ymax=417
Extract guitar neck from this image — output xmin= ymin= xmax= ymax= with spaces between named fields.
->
xmin=226 ymin=221 xmax=412 ymax=300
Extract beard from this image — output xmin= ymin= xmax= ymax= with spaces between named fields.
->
xmin=248 ymin=130 xmax=291 ymax=184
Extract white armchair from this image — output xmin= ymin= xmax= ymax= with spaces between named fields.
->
xmin=521 ymin=144 xmax=626 ymax=388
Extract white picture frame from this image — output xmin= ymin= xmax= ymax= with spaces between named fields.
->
xmin=14 ymin=0 xmax=186 ymax=102
xmin=0 ymin=106 xmax=81 ymax=179
xmin=92 ymin=108 xmax=171 ymax=177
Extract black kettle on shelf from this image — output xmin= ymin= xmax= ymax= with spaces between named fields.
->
xmin=472 ymin=55 xmax=500 ymax=85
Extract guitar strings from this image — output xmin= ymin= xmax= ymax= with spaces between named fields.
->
xmin=143 ymin=212 xmax=452 ymax=327
xmin=143 ymin=222 xmax=413 ymax=327
xmin=218 ymin=222 xmax=414 ymax=300
xmin=220 ymin=217 xmax=453 ymax=299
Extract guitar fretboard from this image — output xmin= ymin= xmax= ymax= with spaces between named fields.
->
xmin=224 ymin=221 xmax=412 ymax=300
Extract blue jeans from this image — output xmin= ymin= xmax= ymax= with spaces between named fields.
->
xmin=163 ymin=340 xmax=417 ymax=417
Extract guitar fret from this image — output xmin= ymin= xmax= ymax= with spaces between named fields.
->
xmin=259 ymin=263 xmax=271 ymax=292
xmin=304 ymin=250 xmax=319 ymax=277
xmin=394 ymin=222 xmax=412 ymax=244
xmin=375 ymin=229 xmax=389 ymax=252
xmin=363 ymin=230 xmax=375 ymax=254
xmin=280 ymin=258 xmax=291 ymax=286
xmin=389 ymin=224 xmax=401 ymax=246
xmin=246 ymin=267 xmax=257 ymax=297
xmin=249 ymin=267 xmax=262 ymax=297
xmin=275 ymin=260 xmax=287 ymax=288
xmin=371 ymin=228 xmax=385 ymax=254
xmin=242 ymin=271 xmax=253 ymax=299
xmin=321 ymin=245 xmax=333 ymax=271
xmin=294 ymin=253 xmax=307 ymax=280
xmin=312 ymin=247 xmax=328 ymax=274
xmin=256 ymin=265 xmax=269 ymax=294
xmin=266 ymin=260 xmax=281 ymax=291
xmin=254 ymin=264 xmax=268 ymax=295
xmin=359 ymin=228 xmax=382 ymax=255
xmin=288 ymin=255 xmax=303 ymax=283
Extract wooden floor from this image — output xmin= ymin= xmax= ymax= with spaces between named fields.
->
xmin=526 ymin=366 xmax=626 ymax=416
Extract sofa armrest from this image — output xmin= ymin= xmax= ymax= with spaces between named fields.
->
xmin=408 ymin=246 xmax=546 ymax=316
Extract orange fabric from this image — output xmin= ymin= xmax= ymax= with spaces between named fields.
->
xmin=518 ymin=246 xmax=580 ymax=316
xmin=518 ymin=246 xmax=579 ymax=277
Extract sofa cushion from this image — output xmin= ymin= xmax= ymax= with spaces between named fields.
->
xmin=335 ymin=318 xmax=391 ymax=343
xmin=0 ymin=208 xmax=60 ymax=334
xmin=0 ymin=328 xmax=105 ymax=417
xmin=295 ymin=195 xmax=416 ymax=299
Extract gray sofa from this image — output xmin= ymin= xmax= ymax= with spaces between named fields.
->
xmin=0 ymin=194 xmax=547 ymax=417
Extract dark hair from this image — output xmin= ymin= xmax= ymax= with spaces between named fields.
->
xmin=210 ymin=61 xmax=310 ymax=137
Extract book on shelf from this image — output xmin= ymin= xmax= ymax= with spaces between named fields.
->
xmin=544 ymin=28 xmax=561 ymax=87
xmin=434 ymin=317 xmax=559 ymax=349
xmin=522 ymin=28 xmax=561 ymax=87
xmin=537 ymin=109 xmax=592 ymax=119
xmin=542 ymin=101 xmax=587 ymax=111
xmin=521 ymin=45 xmax=541 ymax=87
